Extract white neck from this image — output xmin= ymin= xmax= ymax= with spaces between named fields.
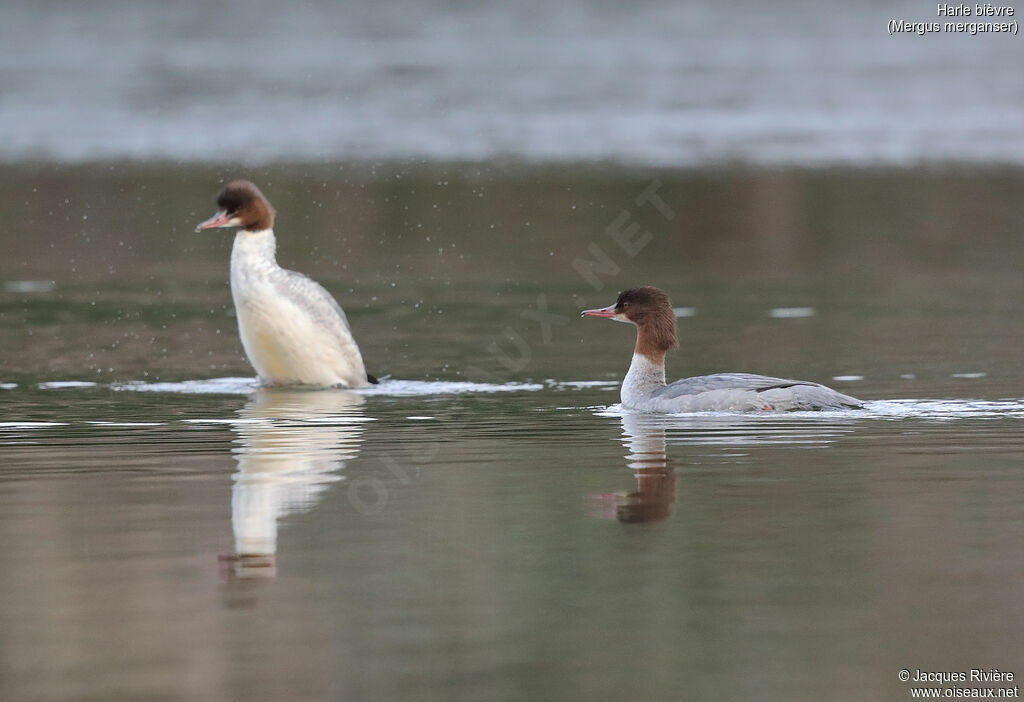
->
xmin=621 ymin=352 xmax=666 ymax=406
xmin=232 ymin=228 xmax=277 ymax=262
xmin=231 ymin=229 xmax=280 ymax=290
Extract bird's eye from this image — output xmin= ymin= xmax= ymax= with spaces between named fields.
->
xmin=622 ymin=302 xmax=630 ymax=308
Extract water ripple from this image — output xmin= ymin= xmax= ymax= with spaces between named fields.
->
xmin=110 ymin=377 xmax=545 ymax=396
xmin=596 ymin=398 xmax=1024 ymax=422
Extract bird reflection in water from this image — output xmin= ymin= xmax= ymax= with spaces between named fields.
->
xmin=588 ymin=411 xmax=855 ymax=523
xmin=589 ymin=414 xmax=678 ymax=524
xmin=219 ymin=388 xmax=368 ymax=580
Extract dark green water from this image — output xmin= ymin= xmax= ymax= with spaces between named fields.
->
xmin=2 ymin=164 xmax=1024 ymax=700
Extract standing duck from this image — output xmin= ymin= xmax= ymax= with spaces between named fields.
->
xmin=196 ymin=180 xmax=375 ymax=388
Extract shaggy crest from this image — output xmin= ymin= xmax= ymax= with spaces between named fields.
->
xmin=217 ymin=180 xmax=275 ymax=231
xmin=615 ymin=286 xmax=679 ymax=359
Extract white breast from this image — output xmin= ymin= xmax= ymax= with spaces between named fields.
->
xmin=620 ymin=353 xmax=667 ymax=409
xmin=229 ymin=230 xmax=369 ymax=388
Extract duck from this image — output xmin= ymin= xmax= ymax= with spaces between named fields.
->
xmin=195 ymin=180 xmax=376 ymax=388
xmin=581 ymin=286 xmax=861 ymax=412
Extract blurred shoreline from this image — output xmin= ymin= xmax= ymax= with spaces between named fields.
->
xmin=3 ymin=1 xmax=1022 ymax=167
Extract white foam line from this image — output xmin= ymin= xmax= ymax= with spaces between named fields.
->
xmin=356 ymin=380 xmax=544 ymax=396
xmin=0 ymin=421 xmax=68 ymax=428
xmin=107 ymin=377 xmax=638 ymax=396
xmin=111 ymin=377 xmax=545 ymax=397
xmin=4 ymin=280 xmax=55 ymax=293
xmin=86 ymin=421 xmax=165 ymax=427
xmin=552 ymin=380 xmax=620 ymax=388
xmin=112 ymin=377 xmax=257 ymax=395
xmin=593 ymin=398 xmax=1024 ymax=422
xmin=770 ymin=307 xmax=816 ymax=318
xmin=594 ymin=405 xmax=860 ymax=420
xmin=39 ymin=381 xmax=97 ymax=389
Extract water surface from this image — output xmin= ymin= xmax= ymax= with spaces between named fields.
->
xmin=2 ymin=164 xmax=1024 ymax=700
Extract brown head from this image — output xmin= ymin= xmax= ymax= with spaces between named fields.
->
xmin=581 ymin=286 xmax=679 ymax=361
xmin=195 ymin=180 xmax=275 ymax=233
